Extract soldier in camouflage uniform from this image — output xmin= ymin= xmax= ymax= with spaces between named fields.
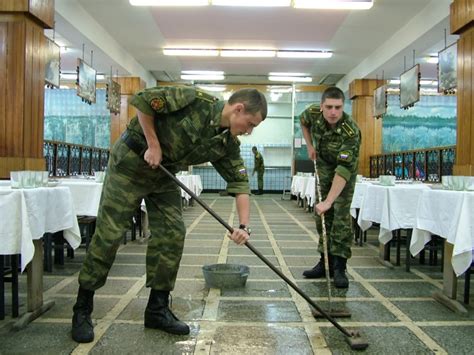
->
xmin=252 ymin=146 xmax=265 ymax=194
xmin=299 ymin=87 xmax=361 ymax=289
xmin=71 ymin=86 xmax=267 ymax=343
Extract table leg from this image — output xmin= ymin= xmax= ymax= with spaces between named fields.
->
xmin=12 ymin=239 xmax=55 ymax=330
xmin=378 ymin=242 xmax=394 ymax=269
xmin=432 ymin=241 xmax=467 ymax=314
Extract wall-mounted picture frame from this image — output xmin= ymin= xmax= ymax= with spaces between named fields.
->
xmin=106 ymin=78 xmax=121 ymax=114
xmin=438 ymin=42 xmax=457 ymax=94
xmin=77 ymin=58 xmax=96 ymax=104
xmin=400 ymin=64 xmax=420 ymax=109
xmin=373 ymin=84 xmax=387 ymax=118
xmin=45 ymin=38 xmax=60 ymax=88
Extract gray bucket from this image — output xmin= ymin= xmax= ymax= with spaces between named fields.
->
xmin=202 ymin=263 xmax=250 ymax=289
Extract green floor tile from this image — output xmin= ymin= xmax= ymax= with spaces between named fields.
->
xmin=420 ymin=325 xmax=474 ymax=354
xmin=217 ymin=300 xmax=301 ymax=322
xmin=370 ymin=281 xmax=440 ymax=298
xmin=226 ymin=255 xmax=280 ymax=266
xmin=354 ymin=267 xmax=422 ymax=280
xmin=296 ymin=281 xmax=373 ymax=298
xmin=312 ymin=300 xmax=399 ymax=323
xmin=220 ymin=281 xmax=291 ymax=298
xmin=90 ymin=323 xmax=198 ymax=355
xmin=211 ymin=325 xmax=312 ymax=355
xmin=108 ymin=264 xmax=146 ymax=277
xmin=392 ymin=300 xmax=474 ymax=321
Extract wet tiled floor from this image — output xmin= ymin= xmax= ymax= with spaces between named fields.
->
xmin=1 ymin=194 xmax=473 ymax=354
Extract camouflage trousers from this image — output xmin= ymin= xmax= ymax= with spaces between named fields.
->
xmin=256 ymin=170 xmax=264 ymax=190
xmin=78 ymin=139 xmax=186 ymax=291
xmin=315 ymin=175 xmax=355 ymax=259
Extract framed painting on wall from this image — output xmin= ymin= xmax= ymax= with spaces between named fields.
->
xmin=373 ymin=85 xmax=387 ymax=118
xmin=45 ymin=38 xmax=60 ymax=88
xmin=77 ymin=58 xmax=96 ymax=104
xmin=106 ymin=79 xmax=121 ymax=114
xmin=438 ymin=42 xmax=457 ymax=94
xmin=400 ymin=64 xmax=420 ymax=109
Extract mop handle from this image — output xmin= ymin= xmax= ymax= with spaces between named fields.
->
xmin=313 ymin=160 xmax=333 ymax=307
xmin=158 ymin=164 xmax=352 ymax=338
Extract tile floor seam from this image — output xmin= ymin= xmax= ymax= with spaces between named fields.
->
xmin=253 ymin=200 xmax=330 ymax=352
xmin=270 ymin=199 xmax=319 ymax=243
xmin=193 ymin=199 xmax=235 ymax=354
xmin=70 ymin=276 xmax=146 ymax=355
xmin=349 ymin=267 xmax=448 ymax=354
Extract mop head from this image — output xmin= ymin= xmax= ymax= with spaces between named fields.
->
xmin=311 ymin=307 xmax=352 ymax=318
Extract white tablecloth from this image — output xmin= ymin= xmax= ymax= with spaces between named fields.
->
xmin=357 ymin=183 xmax=430 ymax=244
xmin=59 ymin=179 xmax=103 ymax=216
xmin=411 ymin=189 xmax=474 ymax=276
xmin=177 ymin=175 xmax=203 ymax=201
xmin=0 ymin=186 xmax=81 ymax=271
xmin=291 ymin=176 xmax=314 ymax=200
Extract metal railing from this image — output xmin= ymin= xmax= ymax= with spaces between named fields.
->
xmin=369 ymin=146 xmax=456 ymax=182
xmin=44 ymin=140 xmax=109 ymax=177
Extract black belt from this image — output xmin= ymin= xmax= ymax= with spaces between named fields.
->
xmin=121 ymin=130 xmax=147 ymax=156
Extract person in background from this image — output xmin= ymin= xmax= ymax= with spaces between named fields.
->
xmin=71 ymin=86 xmax=267 ymax=343
xmin=252 ymin=146 xmax=265 ymax=195
xmin=299 ymin=86 xmax=361 ymax=288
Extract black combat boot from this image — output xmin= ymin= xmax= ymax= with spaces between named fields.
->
xmin=144 ymin=290 xmax=190 ymax=335
xmin=71 ymin=287 xmax=95 ymax=343
xmin=333 ymin=255 xmax=349 ymax=288
xmin=302 ymin=253 xmax=334 ymax=278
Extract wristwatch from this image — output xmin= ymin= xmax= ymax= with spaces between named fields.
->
xmin=239 ymin=224 xmax=252 ymax=236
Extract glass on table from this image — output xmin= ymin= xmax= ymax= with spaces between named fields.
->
xmin=10 ymin=171 xmax=21 ymax=189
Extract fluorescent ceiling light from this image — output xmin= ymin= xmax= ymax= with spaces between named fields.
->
xmin=268 ymin=76 xmax=312 ymax=82
xmin=220 ymin=49 xmax=275 ymax=57
xmin=388 ymin=79 xmax=400 ymax=85
xmin=269 ymin=72 xmax=309 ymax=77
xmin=60 ymin=73 xmax=78 ymax=80
xmin=130 ymin=0 xmax=208 ymax=6
xmin=293 ymin=0 xmax=373 ymax=10
xmin=182 ymin=70 xmax=224 ymax=75
xmin=197 ymin=85 xmax=227 ymax=92
xmin=427 ymin=56 xmax=438 ymax=64
xmin=163 ymin=48 xmax=219 ymax=56
xmin=277 ymin=50 xmax=332 ymax=58
xmin=420 ymin=80 xmax=438 ymax=86
xmin=213 ymin=0 xmax=289 ymax=6
xmin=181 ymin=74 xmax=225 ymax=80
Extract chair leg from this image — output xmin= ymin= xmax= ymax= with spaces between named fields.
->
xmin=464 ymin=269 xmax=471 ymax=304
xmin=43 ymin=233 xmax=53 ymax=272
xmin=0 ymin=255 xmax=5 ymax=320
xmin=53 ymin=232 xmax=65 ymax=266
xmin=395 ymin=230 xmax=401 ymax=266
xmin=11 ymin=255 xmax=19 ymax=318
xmin=406 ymin=229 xmax=412 ymax=272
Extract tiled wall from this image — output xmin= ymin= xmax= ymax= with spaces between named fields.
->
xmin=193 ymin=144 xmax=292 ymax=192
xmin=44 ymin=88 xmax=110 ymax=148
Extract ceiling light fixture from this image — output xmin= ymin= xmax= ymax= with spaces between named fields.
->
xmin=268 ymin=76 xmax=312 ymax=82
xmin=269 ymin=72 xmax=309 ymax=77
xmin=181 ymin=74 xmax=225 ymax=81
xmin=197 ymin=85 xmax=227 ymax=92
xmin=213 ymin=0 xmax=290 ymax=6
xmin=163 ymin=48 xmax=219 ymax=56
xmin=220 ymin=49 xmax=276 ymax=57
xmin=130 ymin=0 xmax=208 ymax=6
xmin=182 ymin=70 xmax=224 ymax=75
xmin=277 ymin=50 xmax=332 ymax=58
xmin=426 ymin=56 xmax=439 ymax=64
xmin=293 ymin=0 xmax=373 ymax=10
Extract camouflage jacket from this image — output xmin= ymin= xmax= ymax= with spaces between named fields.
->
xmin=300 ymin=104 xmax=361 ymax=182
xmin=127 ymin=86 xmax=249 ymax=194
xmin=254 ymin=152 xmax=264 ymax=172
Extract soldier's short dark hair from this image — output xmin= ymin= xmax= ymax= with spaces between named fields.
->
xmin=321 ymin=86 xmax=345 ymax=103
xmin=252 ymin=146 xmax=257 ymax=151
xmin=228 ymin=88 xmax=268 ymax=120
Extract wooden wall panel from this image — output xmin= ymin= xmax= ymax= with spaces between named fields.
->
xmin=451 ymin=0 xmax=474 ymax=35
xmin=0 ymin=0 xmax=28 ymax=11
xmin=28 ymin=0 xmax=54 ymax=29
xmin=0 ymin=23 xmax=6 ymax=154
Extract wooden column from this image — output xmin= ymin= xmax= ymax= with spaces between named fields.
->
xmin=349 ymin=79 xmax=383 ymax=177
xmin=451 ymin=0 xmax=474 ymax=176
xmin=110 ymin=77 xmax=146 ymax=146
xmin=0 ymin=0 xmax=54 ymax=178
